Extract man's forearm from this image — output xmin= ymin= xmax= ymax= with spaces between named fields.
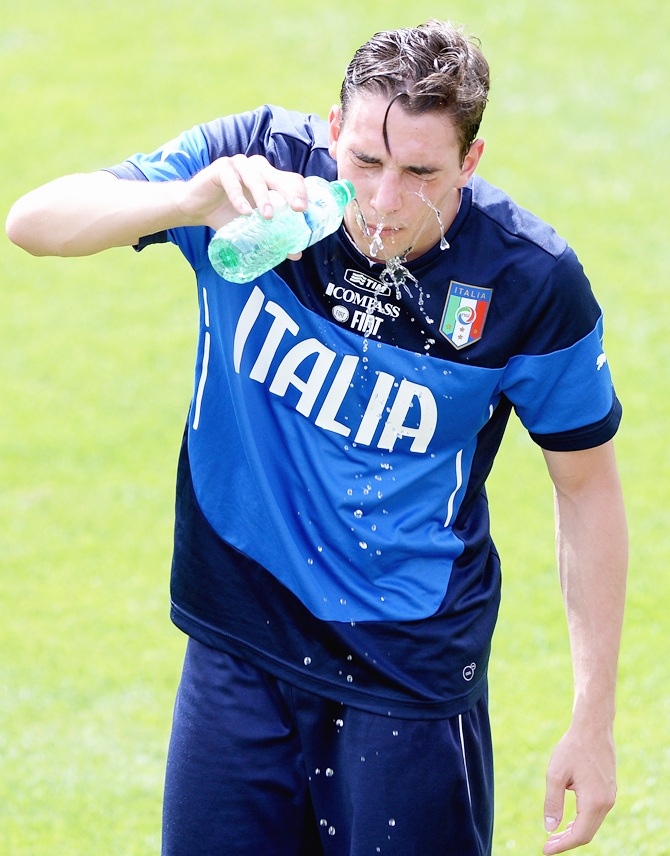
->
xmin=5 ymin=171 xmax=193 ymax=257
xmin=552 ymin=447 xmax=627 ymax=724
xmin=6 ymin=154 xmax=313 ymax=262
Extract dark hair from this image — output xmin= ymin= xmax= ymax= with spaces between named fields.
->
xmin=340 ymin=20 xmax=490 ymax=161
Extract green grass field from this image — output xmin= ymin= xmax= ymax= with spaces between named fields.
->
xmin=2 ymin=0 xmax=668 ymax=853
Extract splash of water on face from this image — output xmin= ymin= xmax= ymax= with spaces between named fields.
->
xmin=416 ymin=185 xmax=450 ymax=250
xmin=351 ymin=202 xmax=415 ymax=300
xmin=353 ymin=200 xmax=385 ymax=258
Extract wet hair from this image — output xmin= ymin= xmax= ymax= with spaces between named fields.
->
xmin=340 ymin=20 xmax=490 ymax=161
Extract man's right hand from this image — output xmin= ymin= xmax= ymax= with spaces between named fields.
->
xmin=177 ymin=154 xmax=309 ymax=232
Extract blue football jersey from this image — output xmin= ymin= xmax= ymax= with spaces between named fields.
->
xmin=107 ymin=105 xmax=621 ymax=718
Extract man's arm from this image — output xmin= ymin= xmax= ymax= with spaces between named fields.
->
xmin=541 ymin=439 xmax=627 ymax=855
xmin=5 ymin=155 xmax=309 ymax=257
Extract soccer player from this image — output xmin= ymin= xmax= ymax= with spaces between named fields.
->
xmin=6 ymin=19 xmax=627 ymax=856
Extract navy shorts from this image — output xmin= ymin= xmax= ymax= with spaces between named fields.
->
xmin=162 ymin=638 xmax=494 ymax=856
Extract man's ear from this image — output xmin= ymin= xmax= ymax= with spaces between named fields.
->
xmin=328 ymin=104 xmax=342 ymax=159
xmin=456 ymin=138 xmax=485 ymax=188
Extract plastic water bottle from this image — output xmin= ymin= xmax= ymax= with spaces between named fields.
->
xmin=208 ymin=176 xmax=355 ymax=283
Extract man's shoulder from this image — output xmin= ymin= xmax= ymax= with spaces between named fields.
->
xmin=467 ymin=175 xmax=568 ymax=260
xmin=200 ymin=105 xmax=330 ymax=165
xmin=265 ymin=104 xmax=330 ymax=144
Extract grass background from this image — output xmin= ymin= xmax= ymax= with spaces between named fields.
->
xmin=1 ymin=0 xmax=668 ymax=853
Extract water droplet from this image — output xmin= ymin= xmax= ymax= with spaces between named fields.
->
xmin=354 ymin=509 xmax=363 ymax=519
xmin=339 ymin=598 xmax=347 ymax=605
xmin=320 ymin=819 xmax=328 ymax=827
xmin=392 ymin=730 xmax=399 ymax=737
xmin=307 ymin=558 xmax=314 ymax=565
xmin=360 ymin=755 xmax=366 ymax=762
xmin=359 ymin=541 xmax=368 ymax=550
xmin=335 ymin=718 xmax=344 ymax=728
xmin=303 ymin=656 xmax=312 ymax=666
xmin=326 ymin=768 xmax=334 ymax=777
xmin=346 ymin=674 xmax=354 ymax=683
xmin=328 ymin=826 xmax=336 ymax=836
xmin=389 ymin=818 xmax=396 ymax=827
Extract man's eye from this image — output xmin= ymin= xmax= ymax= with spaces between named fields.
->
xmin=352 ymin=154 xmax=379 ymax=168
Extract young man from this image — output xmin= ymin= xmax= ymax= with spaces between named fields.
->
xmin=6 ymin=20 xmax=627 ymax=856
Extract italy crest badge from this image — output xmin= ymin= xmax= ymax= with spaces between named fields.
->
xmin=440 ymin=281 xmax=493 ymax=349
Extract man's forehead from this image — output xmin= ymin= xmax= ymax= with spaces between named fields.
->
xmin=341 ymin=94 xmax=459 ymax=161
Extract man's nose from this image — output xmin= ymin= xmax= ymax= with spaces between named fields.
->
xmin=370 ymin=171 xmax=402 ymax=216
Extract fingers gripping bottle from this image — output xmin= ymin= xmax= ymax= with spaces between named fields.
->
xmin=208 ymin=176 xmax=356 ymax=284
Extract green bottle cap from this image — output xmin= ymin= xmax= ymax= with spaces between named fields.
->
xmin=334 ymin=179 xmax=356 ymax=205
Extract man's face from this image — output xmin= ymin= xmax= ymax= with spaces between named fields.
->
xmin=328 ymin=93 xmax=483 ymax=262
